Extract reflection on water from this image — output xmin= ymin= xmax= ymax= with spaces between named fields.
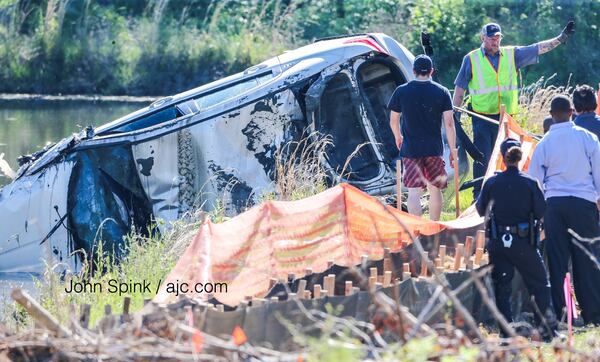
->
xmin=0 ymin=100 xmax=143 ymax=186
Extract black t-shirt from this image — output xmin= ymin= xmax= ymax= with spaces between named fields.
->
xmin=387 ymin=80 xmax=453 ymax=158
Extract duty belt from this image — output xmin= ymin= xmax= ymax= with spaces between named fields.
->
xmin=497 ymin=225 xmax=519 ymax=234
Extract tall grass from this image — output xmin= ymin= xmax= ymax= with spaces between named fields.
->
xmin=517 ymin=75 xmax=573 ymax=134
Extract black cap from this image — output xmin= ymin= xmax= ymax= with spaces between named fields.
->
xmin=413 ymin=54 xmax=433 ymax=73
xmin=550 ymin=95 xmax=573 ymax=113
xmin=500 ymin=138 xmax=521 ymax=157
xmin=482 ymin=23 xmax=502 ymax=37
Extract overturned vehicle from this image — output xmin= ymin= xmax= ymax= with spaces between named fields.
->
xmin=0 ymin=33 xmax=470 ymax=273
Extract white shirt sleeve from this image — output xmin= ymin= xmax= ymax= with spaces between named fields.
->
xmin=528 ymin=143 xmax=546 ymax=191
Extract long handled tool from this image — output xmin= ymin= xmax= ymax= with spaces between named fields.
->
xmin=453 ymin=148 xmax=460 ymax=217
xmin=396 ymin=159 xmax=402 ymax=209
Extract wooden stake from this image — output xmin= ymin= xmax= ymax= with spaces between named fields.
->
xmin=122 ymin=296 xmax=131 ymax=318
xmin=80 ymin=304 xmax=90 ymax=329
xmin=396 ymin=159 xmax=402 ymax=209
xmin=465 ymin=236 xmax=474 ymax=258
xmin=420 ymin=252 xmax=428 ymax=277
xmin=474 ymin=247 xmax=484 ymax=266
xmin=453 ymin=148 xmax=460 ymax=217
xmin=327 ymin=274 xmax=336 ymax=297
xmin=368 ymin=276 xmax=377 ymax=290
xmin=476 ymin=230 xmax=485 ymax=250
xmin=345 ymin=281 xmax=353 ymax=295
xmin=383 ymin=271 xmax=392 ymax=287
xmin=454 ymin=243 xmax=464 ymax=271
xmin=297 ymin=280 xmax=307 ymax=297
xmin=304 ymin=290 xmax=312 ymax=299
xmin=439 ymin=245 xmax=447 ymax=262
xmin=370 ymin=267 xmax=378 ymax=280
xmin=314 ymin=284 xmax=322 ymax=299
xmin=465 ymin=236 xmax=474 ymax=269
xmin=501 ymin=104 xmax=509 ymax=137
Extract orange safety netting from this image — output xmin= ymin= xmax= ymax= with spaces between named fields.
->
xmin=155 ymin=112 xmax=538 ymax=307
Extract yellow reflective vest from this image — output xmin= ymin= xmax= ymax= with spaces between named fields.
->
xmin=467 ymin=46 xmax=518 ymax=115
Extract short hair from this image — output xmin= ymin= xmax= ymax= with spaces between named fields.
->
xmin=573 ymin=85 xmax=597 ymax=113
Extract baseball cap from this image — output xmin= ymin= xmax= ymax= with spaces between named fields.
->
xmin=482 ymin=23 xmax=502 ymax=37
xmin=549 ymin=95 xmax=573 ymax=113
xmin=413 ymin=54 xmax=433 ymax=73
xmin=500 ymin=138 xmax=521 ymax=157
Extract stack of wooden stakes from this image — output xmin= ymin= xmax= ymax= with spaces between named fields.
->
xmin=201 ymin=230 xmax=490 ymax=310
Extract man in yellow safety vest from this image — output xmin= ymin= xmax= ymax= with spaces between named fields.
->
xmin=453 ymin=21 xmax=575 ymax=199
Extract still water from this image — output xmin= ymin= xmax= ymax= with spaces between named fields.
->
xmin=0 ymin=100 xmax=143 ymax=186
xmin=0 ymin=100 xmax=143 ymax=313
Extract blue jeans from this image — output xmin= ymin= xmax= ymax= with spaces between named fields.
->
xmin=472 ymin=114 xmax=500 ymax=199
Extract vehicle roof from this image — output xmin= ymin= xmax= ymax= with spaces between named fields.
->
xmin=95 ymin=33 xmax=414 ymax=135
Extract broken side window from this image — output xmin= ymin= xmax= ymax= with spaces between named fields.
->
xmin=106 ymin=72 xmax=275 ymax=134
xmin=112 ymin=106 xmax=182 ymax=133
xmin=317 ymin=73 xmax=380 ymax=182
xmin=177 ymin=72 xmax=275 ymax=115
xmin=357 ymin=59 xmax=406 ymax=163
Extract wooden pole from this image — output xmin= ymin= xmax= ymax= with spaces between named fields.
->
xmin=475 ymin=230 xmax=485 ymax=250
xmin=439 ymin=245 xmax=446 ymax=262
xmin=297 ymin=280 xmax=307 ymax=298
xmin=345 ymin=281 xmax=353 ymax=295
xmin=314 ymin=284 xmax=322 ymax=299
xmin=453 ymin=148 xmax=460 ymax=217
xmin=500 ymin=104 xmax=509 ymax=138
xmin=474 ymin=247 xmax=484 ymax=267
xmin=396 ymin=159 xmax=402 ymax=209
xmin=12 ymin=288 xmax=72 ymax=337
xmin=383 ymin=271 xmax=392 ymax=287
xmin=454 ymin=243 xmax=464 ymax=271
xmin=464 ymin=236 xmax=474 ymax=269
xmin=420 ymin=252 xmax=428 ymax=277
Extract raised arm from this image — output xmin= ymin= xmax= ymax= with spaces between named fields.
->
xmin=537 ymin=20 xmax=575 ymax=54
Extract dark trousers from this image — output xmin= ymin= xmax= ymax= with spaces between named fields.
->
xmin=545 ymin=196 xmax=600 ymax=324
xmin=488 ymin=236 xmax=554 ymax=333
xmin=472 ymin=114 xmax=500 ymax=199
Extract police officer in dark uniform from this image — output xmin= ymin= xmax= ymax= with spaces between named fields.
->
xmin=476 ymin=138 xmax=556 ymax=338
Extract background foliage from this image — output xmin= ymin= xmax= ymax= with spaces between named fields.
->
xmin=0 ymin=0 xmax=598 ymax=95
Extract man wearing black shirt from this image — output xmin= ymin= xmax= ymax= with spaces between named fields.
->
xmin=387 ymin=55 xmax=456 ymax=220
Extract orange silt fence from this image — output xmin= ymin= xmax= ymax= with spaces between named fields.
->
xmin=154 ymin=111 xmax=540 ymax=307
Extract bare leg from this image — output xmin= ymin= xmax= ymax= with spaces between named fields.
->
xmin=407 ymin=187 xmax=423 ymax=217
xmin=427 ymin=183 xmax=442 ymax=221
